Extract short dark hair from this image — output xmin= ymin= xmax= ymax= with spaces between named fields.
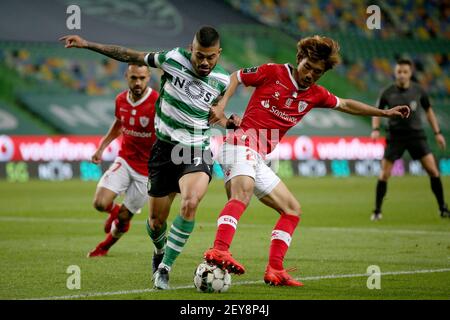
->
xmin=396 ymin=58 xmax=413 ymax=68
xmin=127 ymin=62 xmax=147 ymax=68
xmin=195 ymin=26 xmax=220 ymax=47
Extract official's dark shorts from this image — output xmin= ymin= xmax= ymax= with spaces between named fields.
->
xmin=147 ymin=138 xmax=213 ymax=197
xmin=383 ymin=137 xmax=431 ymax=162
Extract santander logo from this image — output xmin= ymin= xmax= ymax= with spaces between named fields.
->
xmin=260 ymin=99 xmax=297 ymax=123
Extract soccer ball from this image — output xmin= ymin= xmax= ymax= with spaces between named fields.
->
xmin=193 ymin=262 xmax=231 ymax=293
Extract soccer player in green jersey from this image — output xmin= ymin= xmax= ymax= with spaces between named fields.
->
xmin=60 ymin=26 xmax=240 ymax=289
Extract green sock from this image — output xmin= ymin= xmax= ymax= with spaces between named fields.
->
xmin=161 ymin=215 xmax=195 ymax=269
xmin=146 ymin=219 xmax=167 ymax=254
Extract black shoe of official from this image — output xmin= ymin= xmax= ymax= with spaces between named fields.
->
xmin=440 ymin=204 xmax=450 ymax=218
xmin=152 ymin=252 xmax=164 ymax=275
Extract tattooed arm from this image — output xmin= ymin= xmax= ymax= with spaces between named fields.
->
xmin=59 ymin=35 xmax=147 ymax=64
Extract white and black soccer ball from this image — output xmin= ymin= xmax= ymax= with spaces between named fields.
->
xmin=193 ymin=262 xmax=231 ymax=293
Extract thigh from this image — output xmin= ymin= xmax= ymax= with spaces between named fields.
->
xmin=259 ymin=179 xmax=300 ymax=215
xmin=179 ymin=171 xmax=210 ymax=201
xmin=225 ymin=175 xmax=256 ymax=204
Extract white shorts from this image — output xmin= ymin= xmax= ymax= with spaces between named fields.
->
xmin=97 ymin=157 xmax=148 ymax=214
xmin=218 ymin=143 xmax=280 ymax=199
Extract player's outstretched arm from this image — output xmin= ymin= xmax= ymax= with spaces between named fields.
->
xmin=92 ymin=119 xmax=122 ymax=164
xmin=59 ymin=35 xmax=146 ymax=64
xmin=336 ymin=98 xmax=410 ymax=119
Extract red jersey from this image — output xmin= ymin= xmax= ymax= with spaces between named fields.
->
xmin=225 ymin=63 xmax=339 ymax=155
xmin=115 ymin=87 xmax=159 ymax=176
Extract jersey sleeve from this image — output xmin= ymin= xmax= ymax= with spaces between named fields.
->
xmin=145 ymin=49 xmax=172 ymax=69
xmin=420 ymin=87 xmax=431 ymax=111
xmin=237 ymin=64 xmax=270 ymax=87
xmin=376 ymin=89 xmax=388 ymax=109
xmin=315 ymin=86 xmax=340 ymax=109
xmin=114 ymin=96 xmax=120 ymax=120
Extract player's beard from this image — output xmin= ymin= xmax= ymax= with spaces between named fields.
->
xmin=131 ymin=86 xmax=146 ymax=100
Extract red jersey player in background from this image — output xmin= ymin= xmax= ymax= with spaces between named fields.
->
xmin=88 ymin=63 xmax=159 ymax=257
xmin=205 ymin=35 xmax=410 ymax=286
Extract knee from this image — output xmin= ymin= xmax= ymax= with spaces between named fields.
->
xmin=149 ymin=215 xmax=165 ymax=231
xmin=180 ymin=195 xmax=201 ymax=219
xmin=426 ymin=168 xmax=440 ymax=178
xmin=379 ymin=170 xmax=391 ymax=181
xmin=230 ymin=187 xmax=253 ymax=207
xmin=118 ymin=208 xmax=132 ymax=223
xmin=285 ymin=199 xmax=302 ymax=217
xmin=93 ymin=199 xmax=109 ymax=212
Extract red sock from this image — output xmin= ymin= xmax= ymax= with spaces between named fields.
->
xmin=99 ymin=233 xmax=118 ymax=250
xmin=213 ymin=199 xmax=247 ymax=251
xmin=269 ymin=213 xmax=300 ymax=270
xmin=107 ymin=203 xmax=121 ymax=217
xmin=110 ymin=218 xmax=130 ymax=239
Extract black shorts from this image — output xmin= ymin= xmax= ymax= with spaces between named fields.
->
xmin=383 ymin=137 xmax=431 ymax=162
xmin=147 ymin=138 xmax=213 ymax=197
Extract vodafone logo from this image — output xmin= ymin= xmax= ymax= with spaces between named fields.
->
xmin=0 ymin=135 xmax=14 ymax=162
xmin=294 ymin=136 xmax=314 ymax=160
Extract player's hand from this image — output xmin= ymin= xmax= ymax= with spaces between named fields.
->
xmin=386 ymin=105 xmax=410 ymax=119
xmin=370 ymin=130 xmax=380 ymax=140
xmin=91 ymin=150 xmax=103 ymax=164
xmin=209 ymin=103 xmax=226 ymax=125
xmin=436 ymin=133 xmax=446 ymax=150
xmin=226 ymin=114 xmax=242 ymax=129
xmin=59 ymin=35 xmax=88 ymax=48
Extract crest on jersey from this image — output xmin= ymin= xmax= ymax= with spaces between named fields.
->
xmin=139 ymin=116 xmax=150 ymax=127
xmin=298 ymin=101 xmax=308 ymax=113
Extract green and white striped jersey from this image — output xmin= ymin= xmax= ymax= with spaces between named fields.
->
xmin=145 ymin=47 xmax=230 ymax=149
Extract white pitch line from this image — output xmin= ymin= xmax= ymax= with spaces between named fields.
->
xmin=25 ymin=268 xmax=450 ymax=300
xmin=1 ymin=216 xmax=449 ymax=236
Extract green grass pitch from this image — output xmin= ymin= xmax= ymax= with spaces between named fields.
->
xmin=0 ymin=176 xmax=449 ymax=300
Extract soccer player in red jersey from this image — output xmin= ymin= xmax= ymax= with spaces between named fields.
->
xmin=205 ymin=36 xmax=411 ymax=286
xmin=88 ymin=64 xmax=159 ymax=257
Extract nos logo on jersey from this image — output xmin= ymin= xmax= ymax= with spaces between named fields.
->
xmin=298 ymin=101 xmax=308 ymax=113
xmin=139 ymin=116 xmax=150 ymax=127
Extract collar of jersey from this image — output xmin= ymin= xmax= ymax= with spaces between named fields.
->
xmin=127 ymin=87 xmax=152 ymax=107
xmin=285 ymin=63 xmax=309 ymax=91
